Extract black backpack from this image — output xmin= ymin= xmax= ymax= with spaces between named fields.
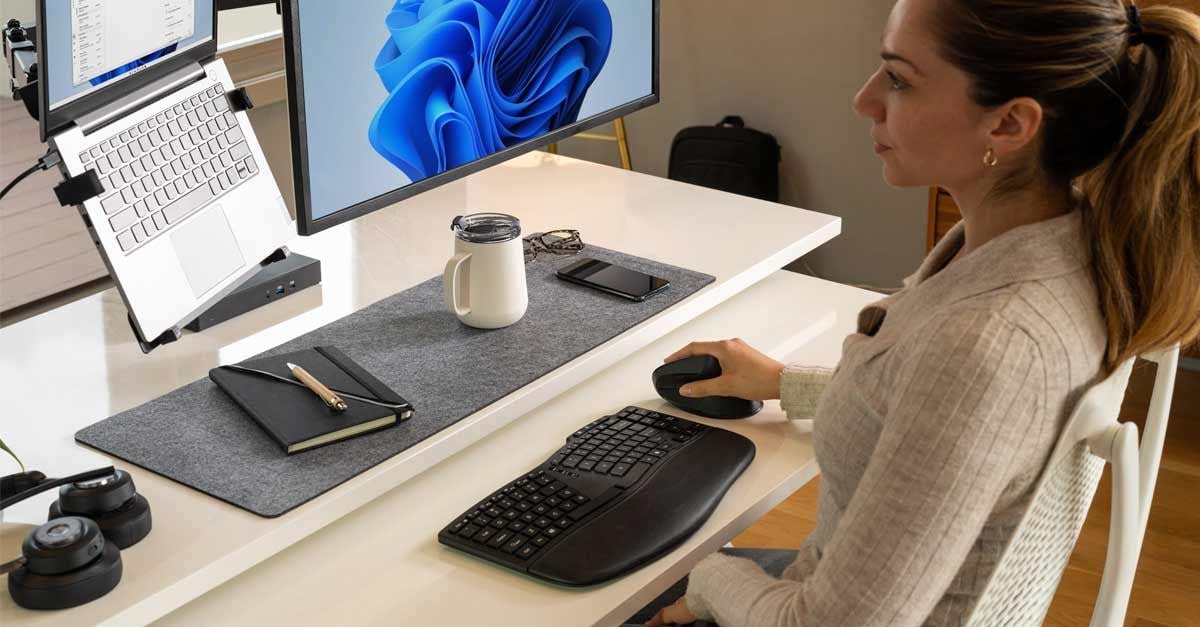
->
xmin=668 ymin=116 xmax=781 ymax=202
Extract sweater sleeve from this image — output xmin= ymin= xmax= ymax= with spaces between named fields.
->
xmin=685 ymin=309 xmax=1045 ymax=626
xmin=779 ymin=365 xmax=835 ymax=420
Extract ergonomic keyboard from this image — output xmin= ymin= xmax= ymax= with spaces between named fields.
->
xmin=438 ymin=406 xmax=756 ymax=586
xmin=83 ymin=81 xmax=259 ymax=255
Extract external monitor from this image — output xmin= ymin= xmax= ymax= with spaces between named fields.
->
xmin=38 ymin=0 xmax=217 ymax=141
xmin=282 ymin=0 xmax=659 ymax=235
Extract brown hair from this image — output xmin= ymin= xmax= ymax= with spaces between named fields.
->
xmin=932 ymin=0 xmax=1200 ymax=372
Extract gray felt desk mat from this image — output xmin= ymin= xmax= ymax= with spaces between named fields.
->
xmin=76 ymin=245 xmax=715 ymax=517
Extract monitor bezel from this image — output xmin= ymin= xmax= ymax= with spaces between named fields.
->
xmin=37 ymin=0 xmax=219 ymax=142
xmin=282 ymin=0 xmax=661 ymax=236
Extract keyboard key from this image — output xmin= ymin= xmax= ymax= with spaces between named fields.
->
xmin=138 ymin=121 xmax=150 ymax=134
xmin=101 ymin=194 xmax=125 ymax=216
xmin=139 ymin=136 xmax=154 ymax=152
xmin=487 ymin=531 xmax=512 ymax=548
xmin=207 ymin=120 xmax=222 ymax=136
xmin=473 ymin=527 xmax=495 ymax=543
xmin=225 ymin=127 xmax=244 ymax=145
xmin=142 ymin=217 xmax=158 ymax=236
xmin=118 ymin=145 xmax=133 ymax=163
xmin=110 ymin=210 xmax=137 ymax=234
xmin=578 ymin=460 xmax=596 ymax=471
xmin=134 ymin=200 xmax=149 ymax=218
xmin=594 ymin=462 xmax=613 ymax=474
xmin=230 ymin=141 xmax=251 ymax=162
xmin=611 ymin=463 xmax=631 ymax=477
xmin=116 ymin=230 xmax=136 ymax=252
xmin=502 ymin=536 xmax=526 ymax=554
xmin=153 ymin=211 xmax=167 ymax=230
xmin=516 ymin=544 xmax=538 ymax=559
xmin=534 ymin=517 xmax=552 ymax=528
xmin=162 ymin=181 xmax=215 ymax=225
xmin=131 ymin=223 xmax=148 ymax=243
xmin=544 ymin=526 xmax=561 ymax=538
xmin=121 ymin=187 xmax=137 ymax=205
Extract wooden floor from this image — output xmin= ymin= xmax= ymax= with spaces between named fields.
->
xmin=734 ymin=362 xmax=1200 ymax=626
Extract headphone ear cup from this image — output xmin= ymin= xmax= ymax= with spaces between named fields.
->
xmin=49 ymin=494 xmax=152 ymax=550
xmin=7 ymin=518 xmax=123 ymax=610
xmin=49 ymin=470 xmax=152 ymax=549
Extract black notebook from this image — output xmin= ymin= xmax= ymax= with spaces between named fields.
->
xmin=209 ymin=346 xmax=413 ymax=455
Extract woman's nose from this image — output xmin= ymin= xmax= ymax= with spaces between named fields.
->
xmin=853 ymin=78 xmax=884 ymax=122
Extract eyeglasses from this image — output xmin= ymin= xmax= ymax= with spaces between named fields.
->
xmin=523 ymin=230 xmax=585 ymax=263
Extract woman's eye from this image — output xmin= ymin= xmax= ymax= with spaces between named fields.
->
xmin=885 ymin=70 xmax=908 ymax=91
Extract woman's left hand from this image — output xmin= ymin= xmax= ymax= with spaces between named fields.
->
xmin=646 ymin=596 xmax=698 ymax=626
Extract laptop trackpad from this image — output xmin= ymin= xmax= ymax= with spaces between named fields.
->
xmin=171 ymin=205 xmax=246 ymax=298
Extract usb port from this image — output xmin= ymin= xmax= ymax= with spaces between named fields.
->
xmin=275 ymin=285 xmax=285 ymax=295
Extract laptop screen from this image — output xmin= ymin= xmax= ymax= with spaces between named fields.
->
xmin=44 ymin=0 xmax=215 ymax=112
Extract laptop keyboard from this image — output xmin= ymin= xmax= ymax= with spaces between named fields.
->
xmin=79 ymin=82 xmax=259 ymax=254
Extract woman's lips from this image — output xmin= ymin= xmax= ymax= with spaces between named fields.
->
xmin=874 ymin=142 xmax=893 ymax=154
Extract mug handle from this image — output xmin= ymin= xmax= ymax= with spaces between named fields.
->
xmin=444 ymin=252 xmax=472 ymax=317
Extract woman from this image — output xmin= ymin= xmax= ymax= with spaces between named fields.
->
xmin=637 ymin=1 xmax=1200 ymax=625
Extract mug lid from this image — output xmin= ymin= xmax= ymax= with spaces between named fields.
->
xmin=451 ymin=213 xmax=522 ymax=243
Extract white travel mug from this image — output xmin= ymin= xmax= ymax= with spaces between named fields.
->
xmin=444 ymin=213 xmax=529 ymax=329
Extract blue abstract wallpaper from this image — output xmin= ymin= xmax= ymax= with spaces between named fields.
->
xmin=368 ymin=0 xmax=614 ymax=182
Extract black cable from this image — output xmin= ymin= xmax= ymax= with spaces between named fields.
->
xmin=0 ymin=163 xmax=41 ymax=201
xmin=0 ymin=151 xmax=62 ymax=202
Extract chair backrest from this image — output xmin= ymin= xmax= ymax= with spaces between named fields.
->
xmin=965 ymin=359 xmax=1135 ymax=626
xmin=966 ymin=345 xmax=1181 ymax=627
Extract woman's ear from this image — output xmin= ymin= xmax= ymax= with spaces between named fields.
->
xmin=987 ymin=97 xmax=1045 ymax=160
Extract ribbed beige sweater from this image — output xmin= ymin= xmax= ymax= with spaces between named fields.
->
xmin=684 ymin=212 xmax=1107 ymax=626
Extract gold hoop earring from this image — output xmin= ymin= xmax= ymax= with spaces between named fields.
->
xmin=983 ymin=148 xmax=999 ymax=167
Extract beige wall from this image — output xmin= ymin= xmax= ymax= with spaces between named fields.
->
xmin=559 ymin=0 xmax=927 ymax=287
xmin=0 ymin=0 xmax=34 ymax=24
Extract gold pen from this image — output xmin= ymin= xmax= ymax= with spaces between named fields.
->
xmin=286 ymin=362 xmax=349 ymax=412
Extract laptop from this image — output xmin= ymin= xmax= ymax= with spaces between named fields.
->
xmin=37 ymin=0 xmax=293 ymax=350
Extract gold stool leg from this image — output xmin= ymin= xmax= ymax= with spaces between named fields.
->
xmin=546 ymin=142 xmax=559 ymax=155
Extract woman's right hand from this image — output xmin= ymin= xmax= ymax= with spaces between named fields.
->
xmin=663 ymin=338 xmax=785 ymax=401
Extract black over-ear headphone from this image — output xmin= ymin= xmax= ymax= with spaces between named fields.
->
xmin=1 ymin=466 xmax=152 ymax=610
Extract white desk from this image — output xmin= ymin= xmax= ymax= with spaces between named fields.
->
xmin=0 ymin=154 xmax=843 ymax=626
xmin=160 ymin=271 xmax=876 ymax=627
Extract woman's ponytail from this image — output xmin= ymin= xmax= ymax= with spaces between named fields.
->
xmin=1080 ymin=5 xmax=1200 ymax=370
xmin=934 ymin=1 xmax=1200 ymax=373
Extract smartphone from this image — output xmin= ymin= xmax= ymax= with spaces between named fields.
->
xmin=556 ymin=258 xmax=671 ymax=302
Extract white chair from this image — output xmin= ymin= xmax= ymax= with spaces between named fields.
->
xmin=966 ymin=345 xmax=1181 ymax=627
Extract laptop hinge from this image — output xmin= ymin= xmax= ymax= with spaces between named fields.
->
xmin=76 ymin=62 xmax=207 ymax=137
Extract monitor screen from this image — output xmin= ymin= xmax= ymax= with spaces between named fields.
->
xmin=42 ymin=0 xmax=215 ymax=112
xmin=285 ymin=0 xmax=658 ymax=234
